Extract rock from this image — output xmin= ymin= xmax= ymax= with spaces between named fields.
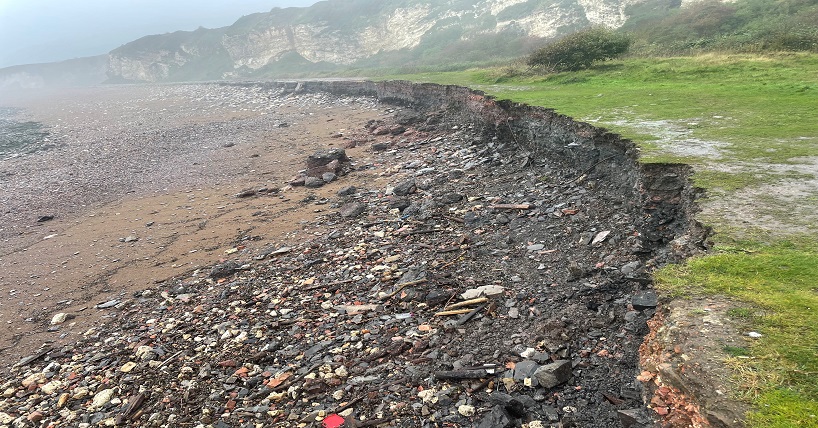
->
xmin=460 ymin=285 xmax=504 ymax=300
xmin=533 ymin=360 xmax=572 ymax=389
xmin=457 ymin=404 xmax=475 ymax=417
xmin=322 ymin=172 xmax=337 ymax=183
xmin=91 ymin=388 xmax=115 ymax=409
xmin=371 ymin=142 xmax=389 ymax=152
xmin=508 ymin=307 xmax=520 ymax=319
xmin=27 ymin=411 xmax=44 ymax=423
xmin=513 ymin=360 xmax=540 ymax=386
xmin=40 ymin=380 xmax=63 ymax=395
xmin=304 ymin=176 xmax=325 ymax=188
xmin=122 ymin=235 xmax=139 ymax=243
xmin=306 ymin=148 xmax=349 ymax=168
xmin=36 ymin=215 xmax=54 ymax=222
xmin=618 ymin=409 xmax=652 ymax=427
xmin=337 ymin=186 xmax=357 ymax=196
xmin=527 ymin=244 xmax=545 ymax=251
xmin=210 ymin=261 xmax=240 ymax=279
xmin=591 ymin=230 xmax=610 ymax=245
xmin=621 ymin=261 xmax=641 ymax=275
xmin=632 ymin=290 xmax=658 ymax=310
xmin=50 ymin=313 xmax=69 ymax=325
xmin=476 ymin=406 xmax=514 ymax=428
xmin=339 ymin=202 xmax=366 ymax=218
xmin=392 ymin=179 xmax=417 ymax=196
xmin=95 ymin=299 xmax=120 ymax=309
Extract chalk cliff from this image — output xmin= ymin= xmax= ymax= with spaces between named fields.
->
xmin=107 ymin=0 xmax=644 ymax=82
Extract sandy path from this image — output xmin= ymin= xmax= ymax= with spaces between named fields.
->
xmin=0 ymin=83 xmax=385 ymax=367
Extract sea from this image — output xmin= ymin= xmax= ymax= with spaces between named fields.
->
xmin=0 ymin=107 xmax=53 ymax=160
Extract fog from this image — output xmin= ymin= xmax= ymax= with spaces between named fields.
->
xmin=0 ymin=0 xmax=319 ymax=68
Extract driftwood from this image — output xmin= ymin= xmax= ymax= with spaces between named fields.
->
xmin=489 ymin=203 xmax=532 ymax=210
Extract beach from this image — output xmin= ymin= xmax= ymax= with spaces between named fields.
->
xmin=0 ymin=83 xmax=385 ymax=365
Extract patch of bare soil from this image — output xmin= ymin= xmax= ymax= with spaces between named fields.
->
xmin=639 ymin=297 xmax=752 ymax=428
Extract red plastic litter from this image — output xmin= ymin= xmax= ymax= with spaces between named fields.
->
xmin=323 ymin=414 xmax=345 ymax=428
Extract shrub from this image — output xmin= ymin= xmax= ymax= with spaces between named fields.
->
xmin=527 ymin=27 xmax=632 ymax=72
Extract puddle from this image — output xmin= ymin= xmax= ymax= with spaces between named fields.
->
xmin=586 ymin=116 xmax=729 ymax=159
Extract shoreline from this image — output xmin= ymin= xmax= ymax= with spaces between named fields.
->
xmin=0 ymin=84 xmax=386 ymax=365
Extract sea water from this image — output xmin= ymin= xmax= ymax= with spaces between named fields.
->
xmin=0 ymin=107 xmax=53 ymax=159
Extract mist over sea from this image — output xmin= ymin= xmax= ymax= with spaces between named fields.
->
xmin=0 ymin=107 xmax=53 ymax=159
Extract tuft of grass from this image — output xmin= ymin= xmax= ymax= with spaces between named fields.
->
xmin=724 ymin=345 xmax=751 ymax=357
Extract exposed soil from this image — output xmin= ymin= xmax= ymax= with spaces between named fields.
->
xmin=0 ymin=81 xmax=744 ymax=427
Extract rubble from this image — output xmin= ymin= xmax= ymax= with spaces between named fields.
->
xmin=0 ymin=81 xmax=708 ymax=427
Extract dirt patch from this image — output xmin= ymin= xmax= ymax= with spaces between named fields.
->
xmin=640 ymin=297 xmax=752 ymax=427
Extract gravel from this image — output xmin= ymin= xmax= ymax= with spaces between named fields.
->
xmin=0 ymin=82 xmax=706 ymax=427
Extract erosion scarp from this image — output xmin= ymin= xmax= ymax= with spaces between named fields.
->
xmin=0 ymin=81 xmax=708 ymax=427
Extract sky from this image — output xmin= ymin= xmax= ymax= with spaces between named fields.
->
xmin=0 ymin=0 xmax=320 ymax=68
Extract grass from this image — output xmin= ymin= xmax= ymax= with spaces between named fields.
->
xmin=655 ymin=240 xmax=818 ymax=426
xmin=385 ymin=52 xmax=818 ymax=426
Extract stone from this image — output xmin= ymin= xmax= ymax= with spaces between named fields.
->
xmin=512 ymin=360 xmax=540 ymax=386
xmin=304 ymin=176 xmax=325 ymax=188
xmin=527 ymin=244 xmax=545 ymax=251
xmin=339 ymin=202 xmax=366 ymax=218
xmin=50 ymin=313 xmax=68 ymax=325
xmin=210 ymin=261 xmax=240 ymax=279
xmin=618 ymin=409 xmax=652 ymax=427
xmin=322 ymin=172 xmax=337 ymax=183
xmin=457 ymin=404 xmax=475 ymax=417
xmin=337 ymin=186 xmax=357 ymax=196
xmin=371 ymin=142 xmax=389 ymax=151
xmin=306 ymin=148 xmax=349 ymax=168
xmin=460 ymin=285 xmax=504 ymax=300
xmin=476 ymin=406 xmax=514 ymax=428
xmin=632 ymin=290 xmax=658 ymax=310
xmin=392 ymin=179 xmax=417 ymax=196
xmin=91 ymin=388 xmax=115 ymax=409
xmin=533 ymin=360 xmax=572 ymax=389
xmin=123 ymin=235 xmax=139 ymax=243
xmin=621 ymin=261 xmax=641 ymax=276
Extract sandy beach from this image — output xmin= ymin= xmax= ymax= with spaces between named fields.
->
xmin=0 ymin=83 xmax=386 ymax=365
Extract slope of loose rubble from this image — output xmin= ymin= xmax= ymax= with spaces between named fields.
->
xmin=0 ymin=82 xmax=707 ymax=427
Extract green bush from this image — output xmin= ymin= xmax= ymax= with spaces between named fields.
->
xmin=527 ymin=27 xmax=632 ymax=72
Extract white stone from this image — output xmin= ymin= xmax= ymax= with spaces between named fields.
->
xmin=458 ymin=405 xmax=475 ymax=417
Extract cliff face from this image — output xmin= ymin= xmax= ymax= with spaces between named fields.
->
xmin=108 ymin=0 xmax=645 ymax=82
xmin=0 ymin=56 xmax=108 ymax=91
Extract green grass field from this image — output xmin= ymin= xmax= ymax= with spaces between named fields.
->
xmin=383 ymin=52 xmax=818 ymax=426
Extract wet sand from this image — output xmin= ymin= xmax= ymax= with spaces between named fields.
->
xmin=0 ymin=83 xmax=386 ymax=367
